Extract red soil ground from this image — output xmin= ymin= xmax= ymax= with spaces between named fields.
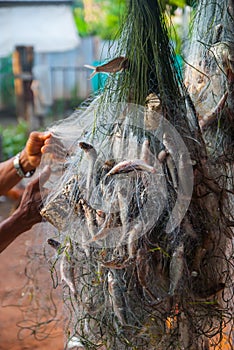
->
xmin=1 ymin=197 xmax=232 ymax=350
xmin=0 ymin=197 xmax=64 ymax=350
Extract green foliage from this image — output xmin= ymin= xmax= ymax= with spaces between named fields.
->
xmin=73 ymin=7 xmax=88 ymax=37
xmin=95 ymin=0 xmax=126 ymax=40
xmin=161 ymin=0 xmax=195 ymax=11
xmin=168 ymin=0 xmax=186 ymax=8
xmin=162 ymin=0 xmax=194 ymax=55
xmin=73 ymin=0 xmax=126 ymax=40
xmin=73 ymin=0 xmax=194 ymax=55
xmin=101 ymin=0 xmax=184 ymax=107
xmin=0 ymin=120 xmax=29 ymax=160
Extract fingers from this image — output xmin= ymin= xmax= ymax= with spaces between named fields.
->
xmin=16 ymin=166 xmax=50 ymax=228
xmin=26 ymin=132 xmax=51 ymax=152
xmin=41 ymin=135 xmax=68 ymax=160
xmin=29 ymin=131 xmax=51 ymax=143
xmin=41 ymin=131 xmax=51 ymax=141
xmin=24 ymin=131 xmax=52 ymax=168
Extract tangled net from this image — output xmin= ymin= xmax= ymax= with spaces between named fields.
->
xmin=184 ymin=0 xmax=234 ymax=162
xmin=37 ymin=0 xmax=234 ymax=349
xmin=1 ymin=224 xmax=63 ymax=343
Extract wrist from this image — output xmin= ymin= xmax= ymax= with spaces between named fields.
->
xmin=20 ymin=149 xmax=35 ymax=172
xmin=0 ymin=210 xmax=31 ymax=253
xmin=13 ymin=150 xmax=36 ymax=178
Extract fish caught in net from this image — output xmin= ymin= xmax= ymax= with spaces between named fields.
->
xmin=36 ymin=0 xmax=234 ymax=349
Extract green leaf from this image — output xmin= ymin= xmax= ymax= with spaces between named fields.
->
xmin=168 ymin=0 xmax=186 ymax=8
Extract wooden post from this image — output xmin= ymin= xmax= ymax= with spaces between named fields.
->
xmin=12 ymin=46 xmax=34 ymax=128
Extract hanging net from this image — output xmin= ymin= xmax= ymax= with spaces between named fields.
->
xmin=35 ymin=0 xmax=234 ymax=349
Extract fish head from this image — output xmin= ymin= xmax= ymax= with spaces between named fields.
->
xmin=79 ymin=141 xmax=94 ymax=152
xmin=47 ymin=238 xmax=61 ymax=250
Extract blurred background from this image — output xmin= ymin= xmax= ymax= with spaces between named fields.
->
xmin=0 ymin=2 xmax=194 ymax=349
xmin=0 ymin=0 xmax=194 ymax=161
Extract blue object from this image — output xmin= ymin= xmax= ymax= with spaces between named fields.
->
xmin=90 ymin=61 xmax=108 ymax=92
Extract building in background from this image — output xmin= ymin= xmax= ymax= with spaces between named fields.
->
xmin=0 ymin=0 xmax=80 ymax=57
xmin=0 ymin=0 xmax=99 ymax=123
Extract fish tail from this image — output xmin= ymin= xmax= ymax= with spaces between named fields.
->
xmin=84 ymin=64 xmax=96 ymax=70
xmin=84 ymin=65 xmax=97 ymax=79
xmin=89 ymin=71 xmax=98 ymax=79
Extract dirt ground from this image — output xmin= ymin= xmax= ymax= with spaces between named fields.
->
xmin=0 ymin=197 xmax=64 ymax=350
xmin=1 ymin=191 xmax=232 ymax=350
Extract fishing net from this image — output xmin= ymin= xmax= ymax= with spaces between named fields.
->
xmin=39 ymin=101 xmax=194 ymax=349
xmin=36 ymin=0 xmax=233 ymax=349
xmin=184 ymin=0 xmax=234 ymax=162
xmin=183 ymin=0 xmax=234 ymax=348
xmin=1 ymin=223 xmax=64 ymax=344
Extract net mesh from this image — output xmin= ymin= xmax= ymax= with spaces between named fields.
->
xmin=184 ymin=0 xmax=234 ymax=161
xmin=33 ymin=0 xmax=234 ymax=348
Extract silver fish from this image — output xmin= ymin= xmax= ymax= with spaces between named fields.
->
xmin=166 ymin=154 xmax=178 ymax=190
xmin=157 ymin=149 xmax=168 ymax=163
xmin=106 ymin=159 xmax=156 ymax=176
xmin=79 ymin=142 xmax=97 ymax=200
xmin=127 ymin=222 xmax=143 ymax=259
xmin=95 ymin=209 xmax=105 ymax=227
xmin=79 ymin=141 xmax=97 ymax=155
xmin=48 ymin=239 xmax=78 ymax=298
xmin=213 ymin=24 xmax=223 ymax=43
xmin=86 ymin=224 xmax=111 ymax=244
xmin=67 ymin=335 xmax=84 ymax=349
xmin=47 ymin=238 xmax=62 ymax=251
xmin=162 ymin=133 xmax=175 ymax=155
xmin=60 ymin=242 xmax=77 ymax=298
xmin=117 ymin=183 xmax=129 ymax=235
xmin=140 ymin=139 xmax=151 ymax=164
xmin=168 ymin=243 xmax=184 ymax=295
xmin=80 ymin=199 xmax=96 ymax=238
xmin=199 ymin=91 xmax=228 ymax=129
xmin=108 ymin=270 xmax=127 ymax=326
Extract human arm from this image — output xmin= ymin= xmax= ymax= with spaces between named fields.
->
xmin=0 ymin=166 xmax=50 ymax=253
xmin=0 ymin=131 xmax=51 ymax=195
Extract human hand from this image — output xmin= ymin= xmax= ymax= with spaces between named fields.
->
xmin=40 ymin=133 xmax=69 ymax=161
xmin=16 ymin=166 xmax=51 ymax=229
xmin=24 ymin=131 xmax=51 ymax=168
